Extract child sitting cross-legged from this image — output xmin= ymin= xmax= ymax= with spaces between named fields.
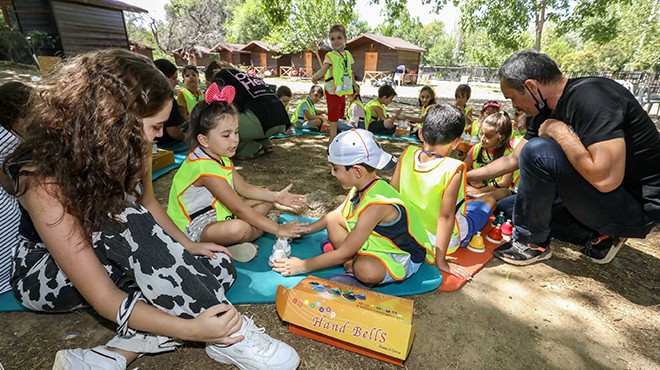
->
xmin=391 ymin=104 xmax=496 ymax=281
xmin=271 ymin=129 xmax=436 ymax=287
xmin=364 ymin=85 xmax=403 ymax=135
xmin=291 ymin=85 xmax=327 ymax=131
xmin=168 ymin=83 xmax=310 ymax=262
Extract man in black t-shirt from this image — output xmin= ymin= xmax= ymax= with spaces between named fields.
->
xmin=467 ymin=50 xmax=660 ymax=266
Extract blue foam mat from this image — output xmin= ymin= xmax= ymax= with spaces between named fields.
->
xmin=0 ymin=215 xmax=441 ymax=311
xmin=152 ymin=152 xmax=187 ymax=181
xmin=271 ymin=128 xmax=422 ymax=143
xmin=226 ymin=214 xmax=442 ymax=304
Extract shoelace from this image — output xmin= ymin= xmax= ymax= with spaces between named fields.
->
xmin=510 ymin=240 xmax=531 ymax=254
xmin=242 ymin=316 xmax=273 ymax=355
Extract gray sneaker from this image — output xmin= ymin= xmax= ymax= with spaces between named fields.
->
xmin=206 ymin=316 xmax=300 ymax=370
xmin=583 ymin=236 xmax=627 ymax=264
xmin=53 ymin=346 xmax=126 ymax=370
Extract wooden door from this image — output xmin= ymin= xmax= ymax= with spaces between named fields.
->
xmin=260 ymin=53 xmax=267 ymax=67
xmin=364 ymin=52 xmax=378 ymax=74
xmin=304 ymin=52 xmax=312 ymax=71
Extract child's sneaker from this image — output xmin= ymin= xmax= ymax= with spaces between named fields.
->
xmin=206 ymin=316 xmax=300 ymax=370
xmin=53 ymin=346 xmax=126 ymax=370
xmin=583 ymin=236 xmax=627 ymax=264
xmin=493 ymin=239 xmax=552 ymax=266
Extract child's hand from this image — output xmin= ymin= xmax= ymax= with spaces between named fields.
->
xmin=276 ymin=219 xmax=310 ymax=238
xmin=437 ymin=258 xmax=472 ymax=281
xmin=394 ymin=107 xmax=403 ymax=120
xmin=187 ymin=242 xmax=233 ymax=260
xmin=271 ymin=256 xmax=306 ymax=276
xmin=276 ymin=183 xmax=306 ymax=210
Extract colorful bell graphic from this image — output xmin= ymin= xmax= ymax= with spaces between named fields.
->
xmin=486 ymin=224 xmax=503 ymax=244
xmin=467 ymin=233 xmax=486 ymax=253
xmin=501 ymin=220 xmax=513 ymax=237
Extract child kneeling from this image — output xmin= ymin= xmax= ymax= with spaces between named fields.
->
xmin=272 ymin=129 xmax=435 ymax=286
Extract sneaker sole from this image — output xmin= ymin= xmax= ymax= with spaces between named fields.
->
xmin=205 ymin=346 xmax=300 ymax=370
xmin=228 ymin=242 xmax=259 ymax=263
xmin=588 ymin=238 xmax=627 ymax=264
xmin=495 ymin=249 xmax=553 ymax=266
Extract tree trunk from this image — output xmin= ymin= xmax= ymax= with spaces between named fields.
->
xmin=534 ymin=0 xmax=546 ymax=51
xmin=452 ymin=17 xmax=463 ymax=64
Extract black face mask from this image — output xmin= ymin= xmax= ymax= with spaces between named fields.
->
xmin=525 ymin=85 xmax=552 ymax=117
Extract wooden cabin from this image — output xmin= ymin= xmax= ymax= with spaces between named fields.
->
xmin=241 ymin=41 xmax=278 ymax=74
xmin=8 ymin=0 xmax=146 ymax=57
xmin=171 ymin=45 xmax=218 ymax=68
xmin=279 ymin=47 xmax=330 ymax=78
xmin=129 ymin=42 xmax=154 ymax=60
xmin=211 ymin=42 xmax=250 ymax=66
xmin=346 ymin=33 xmax=425 ymax=84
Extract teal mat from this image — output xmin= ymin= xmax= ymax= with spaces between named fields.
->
xmin=0 ymin=215 xmax=441 ymax=311
xmin=226 ymin=214 xmax=442 ymax=304
xmin=271 ymin=128 xmax=422 ymax=143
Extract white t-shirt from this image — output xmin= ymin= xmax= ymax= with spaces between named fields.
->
xmin=0 ymin=126 xmax=21 ymax=294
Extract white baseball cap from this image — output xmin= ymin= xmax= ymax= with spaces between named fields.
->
xmin=328 ymin=129 xmax=397 ymax=170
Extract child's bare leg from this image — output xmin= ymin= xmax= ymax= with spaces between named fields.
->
xmin=490 ymin=188 xmax=513 ymax=201
xmin=200 ymin=219 xmax=263 ymax=245
xmin=471 ymin=193 xmax=497 ymax=214
xmin=326 ymin=210 xmax=349 ymax=248
xmin=352 ymin=256 xmax=386 ymax=285
xmin=329 ymin=121 xmax=338 ymax=142
xmin=383 ymin=118 xmax=395 ymax=129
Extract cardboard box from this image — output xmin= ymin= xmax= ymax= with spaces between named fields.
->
xmin=394 ymin=127 xmax=411 ymax=137
xmin=152 ymin=149 xmax=174 ymax=172
xmin=276 ymin=276 xmax=415 ymax=365
xmin=320 ymin=123 xmax=330 ymax=133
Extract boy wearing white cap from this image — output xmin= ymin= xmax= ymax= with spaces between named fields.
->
xmin=272 ymin=129 xmax=435 ymax=286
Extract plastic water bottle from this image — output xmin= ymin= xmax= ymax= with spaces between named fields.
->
xmin=269 ymin=237 xmax=290 ymax=267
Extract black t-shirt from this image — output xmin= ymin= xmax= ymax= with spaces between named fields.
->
xmin=213 ymin=69 xmax=290 ymax=131
xmin=155 ymin=97 xmax=184 ymax=147
xmin=526 ymin=77 xmax=660 ymax=221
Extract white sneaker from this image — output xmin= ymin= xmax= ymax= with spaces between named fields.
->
xmin=53 ymin=346 xmax=126 ymax=370
xmin=206 ymin=316 xmax=300 ymax=370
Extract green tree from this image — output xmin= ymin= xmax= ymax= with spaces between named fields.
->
xmin=225 ymin=0 xmax=271 ymax=44
xmin=262 ymin=0 xmax=356 ymax=65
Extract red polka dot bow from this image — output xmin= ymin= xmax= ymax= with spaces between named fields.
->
xmin=205 ymin=82 xmax=236 ymax=104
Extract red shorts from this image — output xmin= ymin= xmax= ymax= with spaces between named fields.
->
xmin=325 ymin=91 xmax=346 ymax=122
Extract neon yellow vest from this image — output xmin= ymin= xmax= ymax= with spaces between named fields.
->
xmin=324 ymin=50 xmax=354 ymax=96
xmin=397 ymin=146 xmax=466 ymax=255
xmin=341 ymin=179 xmax=435 ymax=280
xmin=345 ymin=100 xmax=369 ymax=124
xmin=471 ymin=143 xmax=514 ymax=187
xmin=181 ymin=88 xmax=203 ymax=114
xmin=364 ymin=99 xmax=386 ymax=130
xmin=167 ymin=151 xmax=235 ymax=231
xmin=469 ymin=119 xmax=480 ymax=137
xmin=420 ymin=103 xmax=434 ymax=118
xmin=291 ymin=98 xmax=316 ymax=124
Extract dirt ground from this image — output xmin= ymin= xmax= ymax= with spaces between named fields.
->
xmin=0 ymin=69 xmax=659 ymax=369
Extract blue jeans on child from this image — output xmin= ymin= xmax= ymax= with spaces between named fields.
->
xmin=505 ymin=138 xmax=655 ymax=245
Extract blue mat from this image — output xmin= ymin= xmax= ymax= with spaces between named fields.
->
xmin=0 ymin=215 xmax=442 ymax=311
xmin=226 ymin=214 xmax=442 ymax=304
xmin=271 ymin=128 xmax=422 ymax=143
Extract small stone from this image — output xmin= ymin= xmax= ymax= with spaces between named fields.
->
xmin=63 ymin=331 xmax=79 ymax=340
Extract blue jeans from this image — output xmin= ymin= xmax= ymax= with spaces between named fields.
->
xmin=509 ymin=138 xmax=655 ymax=245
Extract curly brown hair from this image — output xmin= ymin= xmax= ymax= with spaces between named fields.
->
xmin=7 ymin=49 xmax=173 ymax=240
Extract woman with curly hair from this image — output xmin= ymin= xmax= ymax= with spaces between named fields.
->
xmin=4 ymin=49 xmax=299 ymax=370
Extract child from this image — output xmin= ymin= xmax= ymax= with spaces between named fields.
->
xmin=345 ymin=92 xmax=366 ymax=128
xmin=291 ymin=85 xmax=326 ymax=130
xmin=400 ymin=85 xmax=437 ymax=124
xmin=466 ymin=100 xmax=501 ymax=138
xmin=508 ymin=110 xmax=527 ymax=190
xmin=465 ymin=112 xmax=515 ymax=200
xmin=153 ymin=59 xmax=187 ymax=150
xmin=311 ymin=24 xmax=360 ymax=142
xmin=276 ymin=85 xmax=292 ymax=112
xmin=453 ymin=84 xmax=474 ymax=127
xmin=272 ymin=129 xmax=435 ymax=287
xmin=364 ymin=85 xmax=402 ymax=135
xmin=391 ymin=104 xmax=496 ymax=281
xmin=168 ymin=83 xmax=309 ymax=261
xmin=0 ymin=81 xmax=32 ymax=296
xmin=176 ymin=65 xmax=203 ymax=120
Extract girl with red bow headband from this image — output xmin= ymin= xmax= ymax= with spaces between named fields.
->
xmin=167 ymin=83 xmax=310 ymax=263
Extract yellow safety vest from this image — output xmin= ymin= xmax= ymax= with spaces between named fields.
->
xmin=397 ymin=146 xmax=466 ymax=255
xmin=364 ymin=99 xmax=387 ymax=130
xmin=179 ymin=88 xmax=204 ymax=114
xmin=471 ymin=143 xmax=514 ymax=188
xmin=167 ymin=150 xmax=235 ymax=231
xmin=345 ymin=99 xmax=369 ymax=124
xmin=341 ymin=179 xmax=435 ymax=280
xmin=290 ymin=97 xmax=316 ymax=124
xmin=324 ymin=50 xmax=354 ymax=96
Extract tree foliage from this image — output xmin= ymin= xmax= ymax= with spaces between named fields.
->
xmin=224 ymin=0 xmax=271 ymax=44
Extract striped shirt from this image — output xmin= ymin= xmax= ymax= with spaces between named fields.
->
xmin=0 ymin=126 xmax=20 ymax=294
